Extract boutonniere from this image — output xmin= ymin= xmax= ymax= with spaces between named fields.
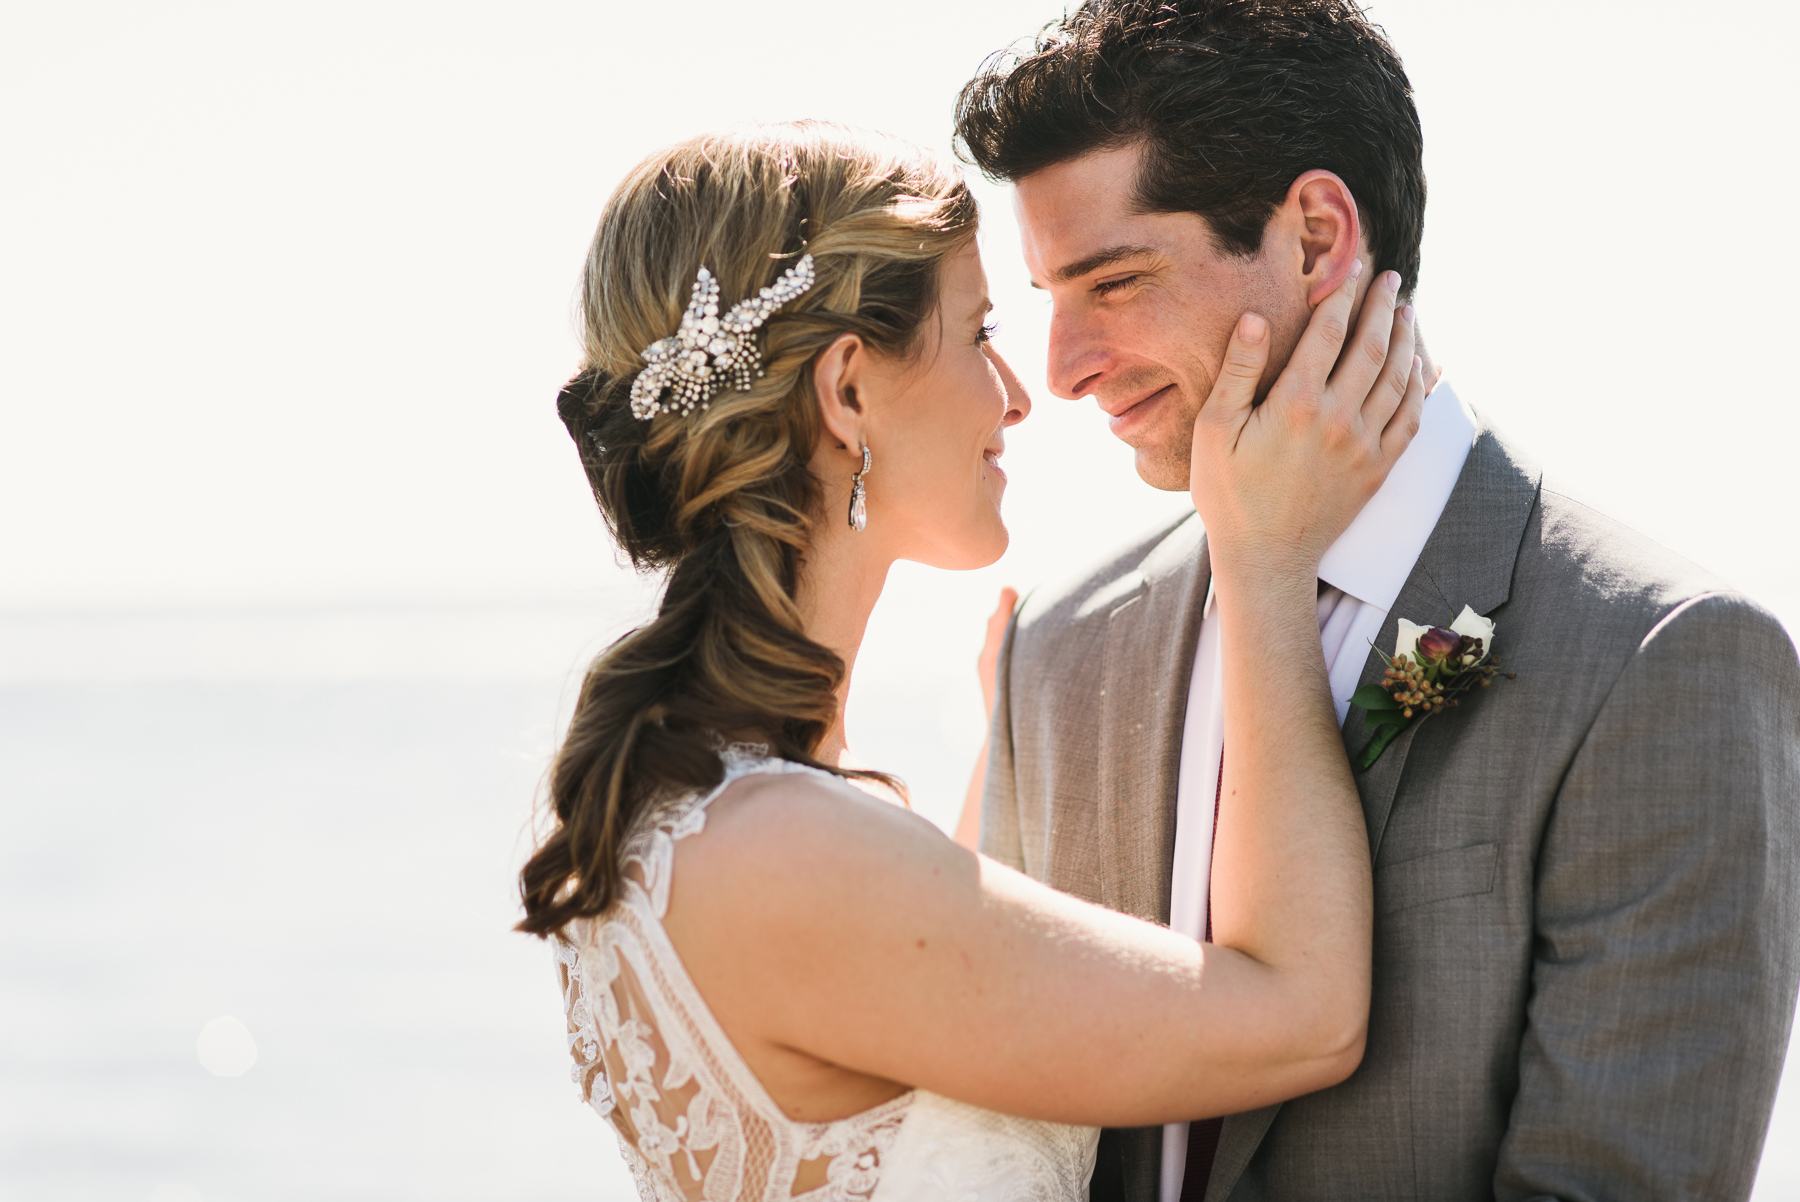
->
xmin=1350 ymin=605 xmax=1515 ymax=770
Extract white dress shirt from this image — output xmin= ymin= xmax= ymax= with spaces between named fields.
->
xmin=1158 ymin=382 xmax=1477 ymax=1202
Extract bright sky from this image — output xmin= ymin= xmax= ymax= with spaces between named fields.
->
xmin=4 ymin=0 xmax=1797 ymax=640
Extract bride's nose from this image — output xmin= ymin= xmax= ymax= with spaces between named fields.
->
xmin=990 ymin=347 xmax=1033 ymax=427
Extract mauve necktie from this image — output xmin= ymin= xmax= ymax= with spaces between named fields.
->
xmin=1178 ymin=754 xmax=1226 ymax=1202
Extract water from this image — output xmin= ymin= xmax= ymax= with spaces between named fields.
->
xmin=0 ymin=595 xmax=982 ymax=1201
xmin=0 ymin=678 xmax=635 ymax=1201
xmin=3 ymin=620 xmax=1795 ymax=1199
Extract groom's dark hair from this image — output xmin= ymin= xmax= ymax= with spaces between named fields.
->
xmin=955 ymin=0 xmax=1426 ymax=294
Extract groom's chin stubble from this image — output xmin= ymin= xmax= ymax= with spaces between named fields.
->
xmin=1134 ymin=440 xmax=1195 ymax=493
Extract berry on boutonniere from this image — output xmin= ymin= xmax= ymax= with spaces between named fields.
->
xmin=1350 ymin=605 xmax=1516 ymax=771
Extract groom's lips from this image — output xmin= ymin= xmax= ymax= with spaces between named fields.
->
xmin=1102 ymin=383 xmax=1177 ymax=438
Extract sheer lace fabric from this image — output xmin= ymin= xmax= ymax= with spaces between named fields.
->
xmin=554 ymin=748 xmax=1097 ymax=1201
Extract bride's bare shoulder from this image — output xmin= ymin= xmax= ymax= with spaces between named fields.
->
xmin=660 ymin=766 xmax=986 ymax=1050
xmin=679 ymin=767 xmax=952 ymax=889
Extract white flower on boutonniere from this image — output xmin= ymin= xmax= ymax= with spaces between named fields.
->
xmin=1395 ymin=605 xmax=1495 ymax=665
xmin=1351 ymin=605 xmax=1514 ymax=770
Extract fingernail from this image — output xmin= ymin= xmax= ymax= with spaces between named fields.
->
xmin=1402 ymin=304 xmax=1415 ymax=326
xmin=1350 ymin=258 xmax=1365 ymax=281
xmin=1386 ymin=271 xmax=1402 ymax=295
xmin=1238 ymin=313 xmax=1267 ymax=344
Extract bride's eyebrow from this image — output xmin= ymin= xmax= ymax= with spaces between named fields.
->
xmin=1046 ymin=243 xmax=1159 ymax=285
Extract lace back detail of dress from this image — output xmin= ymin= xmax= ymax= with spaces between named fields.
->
xmin=555 ymin=747 xmax=911 ymax=1201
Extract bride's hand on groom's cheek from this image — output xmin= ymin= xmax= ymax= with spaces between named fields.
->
xmin=1189 ymin=258 xmax=1427 ymax=575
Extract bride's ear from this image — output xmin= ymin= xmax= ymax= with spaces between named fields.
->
xmin=812 ymin=332 xmax=868 ymax=453
xmin=1283 ymin=169 xmax=1365 ymax=307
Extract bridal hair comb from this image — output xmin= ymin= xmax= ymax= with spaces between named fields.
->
xmin=629 ymin=255 xmax=817 ymax=420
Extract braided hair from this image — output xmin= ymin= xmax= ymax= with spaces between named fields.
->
xmin=517 ymin=122 xmax=979 ymax=935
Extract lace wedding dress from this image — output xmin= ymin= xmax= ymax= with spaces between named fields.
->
xmin=554 ymin=747 xmax=1099 ymax=1201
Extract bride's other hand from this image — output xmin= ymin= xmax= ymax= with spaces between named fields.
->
xmin=977 ymin=586 xmax=1019 ymax=722
xmin=955 ymin=586 xmax=1020 ymax=850
xmin=1189 ymin=259 xmax=1426 ymax=580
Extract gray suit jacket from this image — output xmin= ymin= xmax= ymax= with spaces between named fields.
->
xmin=982 ymin=420 xmax=1800 ymax=1201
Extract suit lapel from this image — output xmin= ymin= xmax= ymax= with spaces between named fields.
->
xmin=1338 ymin=422 xmax=1541 ymax=859
xmin=1206 ymin=418 xmax=1541 ymax=1200
xmin=1098 ymin=514 xmax=1209 ymax=923
xmin=1205 ymin=1104 xmax=1279 ymax=1202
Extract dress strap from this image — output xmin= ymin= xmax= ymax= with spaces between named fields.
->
xmin=624 ymin=743 xmax=837 ymax=918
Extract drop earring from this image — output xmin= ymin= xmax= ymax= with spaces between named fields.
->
xmin=848 ymin=445 xmax=871 ymax=532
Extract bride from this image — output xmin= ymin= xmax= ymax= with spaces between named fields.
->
xmin=518 ymin=121 xmax=1425 ymax=1201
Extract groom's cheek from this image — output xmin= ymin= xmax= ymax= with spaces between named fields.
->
xmin=1255 ymin=311 xmax=1312 ymax=398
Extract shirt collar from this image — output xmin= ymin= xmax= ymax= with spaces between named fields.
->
xmin=1316 ymin=380 xmax=1476 ymax=612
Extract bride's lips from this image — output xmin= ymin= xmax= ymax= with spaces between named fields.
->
xmin=982 ymin=447 xmax=1006 ymax=483
xmin=1102 ymin=383 xmax=1177 ymax=438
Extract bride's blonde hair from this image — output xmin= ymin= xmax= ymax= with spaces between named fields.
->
xmin=518 ymin=122 xmax=978 ymax=935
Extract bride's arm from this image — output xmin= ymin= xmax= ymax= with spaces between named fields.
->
xmin=1191 ymin=259 xmax=1424 ymax=1112
xmin=667 ymin=262 xmax=1424 ymax=1127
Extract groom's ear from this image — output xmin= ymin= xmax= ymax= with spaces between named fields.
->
xmin=1283 ymin=170 xmax=1364 ymax=307
xmin=811 ymin=332 xmax=868 ymax=453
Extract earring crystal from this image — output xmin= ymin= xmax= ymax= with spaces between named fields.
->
xmin=848 ymin=445 xmax=871 ymax=532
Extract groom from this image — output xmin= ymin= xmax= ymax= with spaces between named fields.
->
xmin=959 ymin=2 xmax=1800 ymax=1200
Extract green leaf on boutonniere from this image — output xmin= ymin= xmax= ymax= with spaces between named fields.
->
xmin=1350 ymin=684 xmax=1400 ymax=711
xmin=1350 ymin=685 xmax=1414 ymax=771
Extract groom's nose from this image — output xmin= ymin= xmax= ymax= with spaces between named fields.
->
xmin=1046 ymin=305 xmax=1108 ymax=401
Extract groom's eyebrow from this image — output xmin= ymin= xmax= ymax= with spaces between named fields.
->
xmin=1041 ymin=244 xmax=1160 ymax=286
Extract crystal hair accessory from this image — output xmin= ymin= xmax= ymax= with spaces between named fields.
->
xmin=629 ymin=254 xmax=817 ymax=420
